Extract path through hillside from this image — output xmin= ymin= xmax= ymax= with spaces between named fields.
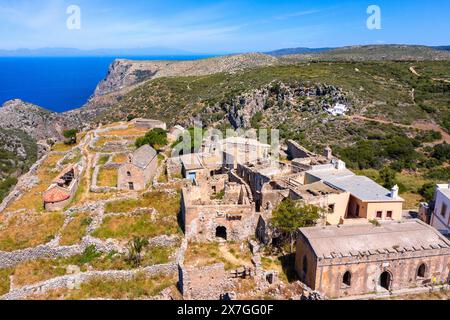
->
xmin=348 ymin=115 xmax=450 ymax=144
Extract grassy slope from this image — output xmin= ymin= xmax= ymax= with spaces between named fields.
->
xmin=101 ymin=61 xmax=449 ymax=131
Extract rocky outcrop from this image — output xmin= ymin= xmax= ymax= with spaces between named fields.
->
xmin=93 ymin=53 xmax=279 ymax=97
xmin=202 ymin=82 xmax=349 ymax=128
xmin=1 ymin=100 xmax=62 ymax=141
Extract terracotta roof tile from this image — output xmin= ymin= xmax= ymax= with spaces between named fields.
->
xmin=43 ymin=187 xmax=71 ymax=203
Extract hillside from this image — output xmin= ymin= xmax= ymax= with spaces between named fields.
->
xmin=93 ymin=53 xmax=279 ymax=97
xmin=0 ymin=100 xmax=90 ymax=202
xmin=280 ymin=45 xmax=450 ymax=61
xmin=265 ymin=47 xmax=334 ymax=56
xmin=89 ymin=61 xmax=450 ymax=149
xmin=1 ymin=48 xmax=449 ymax=205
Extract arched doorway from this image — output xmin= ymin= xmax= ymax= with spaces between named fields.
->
xmin=343 ymin=271 xmax=352 ymax=286
xmin=417 ymin=264 xmax=426 ymax=278
xmin=216 ymin=226 xmax=227 ymax=240
xmin=379 ymin=271 xmax=392 ymax=290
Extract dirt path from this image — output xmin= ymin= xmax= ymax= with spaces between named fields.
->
xmin=409 ymin=66 xmax=421 ymax=77
xmin=348 ymin=115 xmax=450 ymax=144
xmin=410 ymin=66 xmax=450 ymax=83
xmin=432 ymin=78 xmax=450 ymax=84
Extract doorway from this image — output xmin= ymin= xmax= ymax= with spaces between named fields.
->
xmin=379 ymin=271 xmax=392 ymax=290
xmin=216 ymin=226 xmax=227 ymax=240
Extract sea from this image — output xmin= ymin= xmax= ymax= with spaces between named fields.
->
xmin=0 ymin=55 xmax=212 ymax=113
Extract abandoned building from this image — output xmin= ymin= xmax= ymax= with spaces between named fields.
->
xmin=131 ymin=118 xmax=167 ymax=131
xmin=295 ymin=219 xmax=450 ymax=298
xmin=167 ymin=152 xmax=223 ymax=182
xmin=181 ymin=172 xmax=259 ymax=242
xmin=118 ymin=144 xmax=158 ymax=191
xmin=43 ymin=164 xmax=82 ymax=211
xmin=202 ymin=136 xmax=271 ymax=170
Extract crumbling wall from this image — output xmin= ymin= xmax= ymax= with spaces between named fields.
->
xmin=287 ymin=140 xmax=315 ymax=159
xmin=179 ymin=263 xmax=229 ymax=300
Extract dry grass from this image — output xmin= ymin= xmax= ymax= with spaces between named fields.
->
xmin=99 ymin=126 xmax=148 ymax=137
xmin=12 ymin=259 xmax=67 ymax=287
xmin=0 ymin=268 xmax=11 ymax=295
xmin=30 ymin=273 xmax=177 ymax=300
xmin=96 ymin=191 xmax=181 ymax=239
xmin=0 ymin=212 xmax=65 ymax=252
xmin=51 ymin=142 xmax=74 ymax=152
xmin=112 ymin=153 xmax=128 ymax=164
xmin=92 ymin=214 xmax=179 ymax=240
xmin=97 ymin=167 xmax=118 ymax=188
xmin=59 ymin=212 xmax=91 ymax=246
xmin=184 ymin=242 xmax=251 ymax=270
xmin=94 ymin=137 xmax=117 ymax=148
xmin=104 ymin=191 xmax=180 ymax=215
xmin=5 ymin=153 xmax=64 ymax=213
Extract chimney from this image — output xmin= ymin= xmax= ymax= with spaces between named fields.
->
xmin=335 ymin=160 xmax=346 ymax=170
xmin=324 ymin=146 xmax=333 ymax=160
xmin=391 ymin=185 xmax=399 ymax=199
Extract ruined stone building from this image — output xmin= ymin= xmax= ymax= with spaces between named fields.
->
xmin=43 ymin=164 xmax=82 ymax=211
xmin=181 ymin=173 xmax=259 ymax=242
xmin=167 ymin=153 xmax=223 ymax=182
xmin=295 ymin=219 xmax=450 ymax=298
xmin=130 ymin=118 xmax=167 ymax=130
xmin=118 ymin=144 xmax=158 ymax=191
xmin=202 ymin=136 xmax=271 ymax=170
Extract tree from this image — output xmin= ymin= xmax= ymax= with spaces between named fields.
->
xmin=432 ymin=143 xmax=450 ymax=162
xmin=379 ymin=166 xmax=396 ymax=189
xmin=63 ymin=129 xmax=79 ymax=145
xmin=127 ymin=236 xmax=149 ymax=267
xmin=135 ymin=128 xmax=168 ymax=150
xmin=419 ymin=182 xmax=436 ymax=203
xmin=271 ymin=199 xmax=324 ymax=252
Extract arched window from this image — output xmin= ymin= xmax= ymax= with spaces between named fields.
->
xmin=417 ymin=263 xmax=426 ymax=278
xmin=127 ymin=171 xmax=131 ymax=177
xmin=302 ymin=256 xmax=308 ymax=275
xmin=343 ymin=271 xmax=352 ymax=286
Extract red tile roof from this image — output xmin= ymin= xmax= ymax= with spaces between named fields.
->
xmin=43 ymin=187 xmax=71 ymax=203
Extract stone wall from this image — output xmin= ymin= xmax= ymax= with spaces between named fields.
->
xmin=1 ymin=263 xmax=177 ymax=300
xmin=179 ymin=263 xmax=230 ymax=300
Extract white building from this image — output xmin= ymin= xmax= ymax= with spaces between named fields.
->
xmin=430 ymin=183 xmax=450 ymax=235
xmin=326 ymin=103 xmax=349 ymax=116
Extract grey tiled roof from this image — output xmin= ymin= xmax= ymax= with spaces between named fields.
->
xmin=300 ymin=220 xmax=450 ymax=259
xmin=131 ymin=145 xmax=157 ymax=169
xmin=307 ymin=167 xmax=403 ymax=202
xmin=325 ymin=175 xmax=400 ymax=201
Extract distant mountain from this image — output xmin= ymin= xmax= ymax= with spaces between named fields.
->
xmin=265 ymin=47 xmax=334 ymax=56
xmin=433 ymin=46 xmax=450 ymax=52
xmin=0 ymin=47 xmax=196 ymax=57
xmin=277 ymin=45 xmax=450 ymax=61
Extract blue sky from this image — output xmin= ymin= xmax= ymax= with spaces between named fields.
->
xmin=1 ymin=0 xmax=449 ymax=53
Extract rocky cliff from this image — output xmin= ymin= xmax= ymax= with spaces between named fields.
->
xmin=93 ymin=53 xmax=279 ymax=97
xmin=207 ymin=82 xmax=348 ymax=129
xmin=0 ymin=99 xmax=87 ymax=141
